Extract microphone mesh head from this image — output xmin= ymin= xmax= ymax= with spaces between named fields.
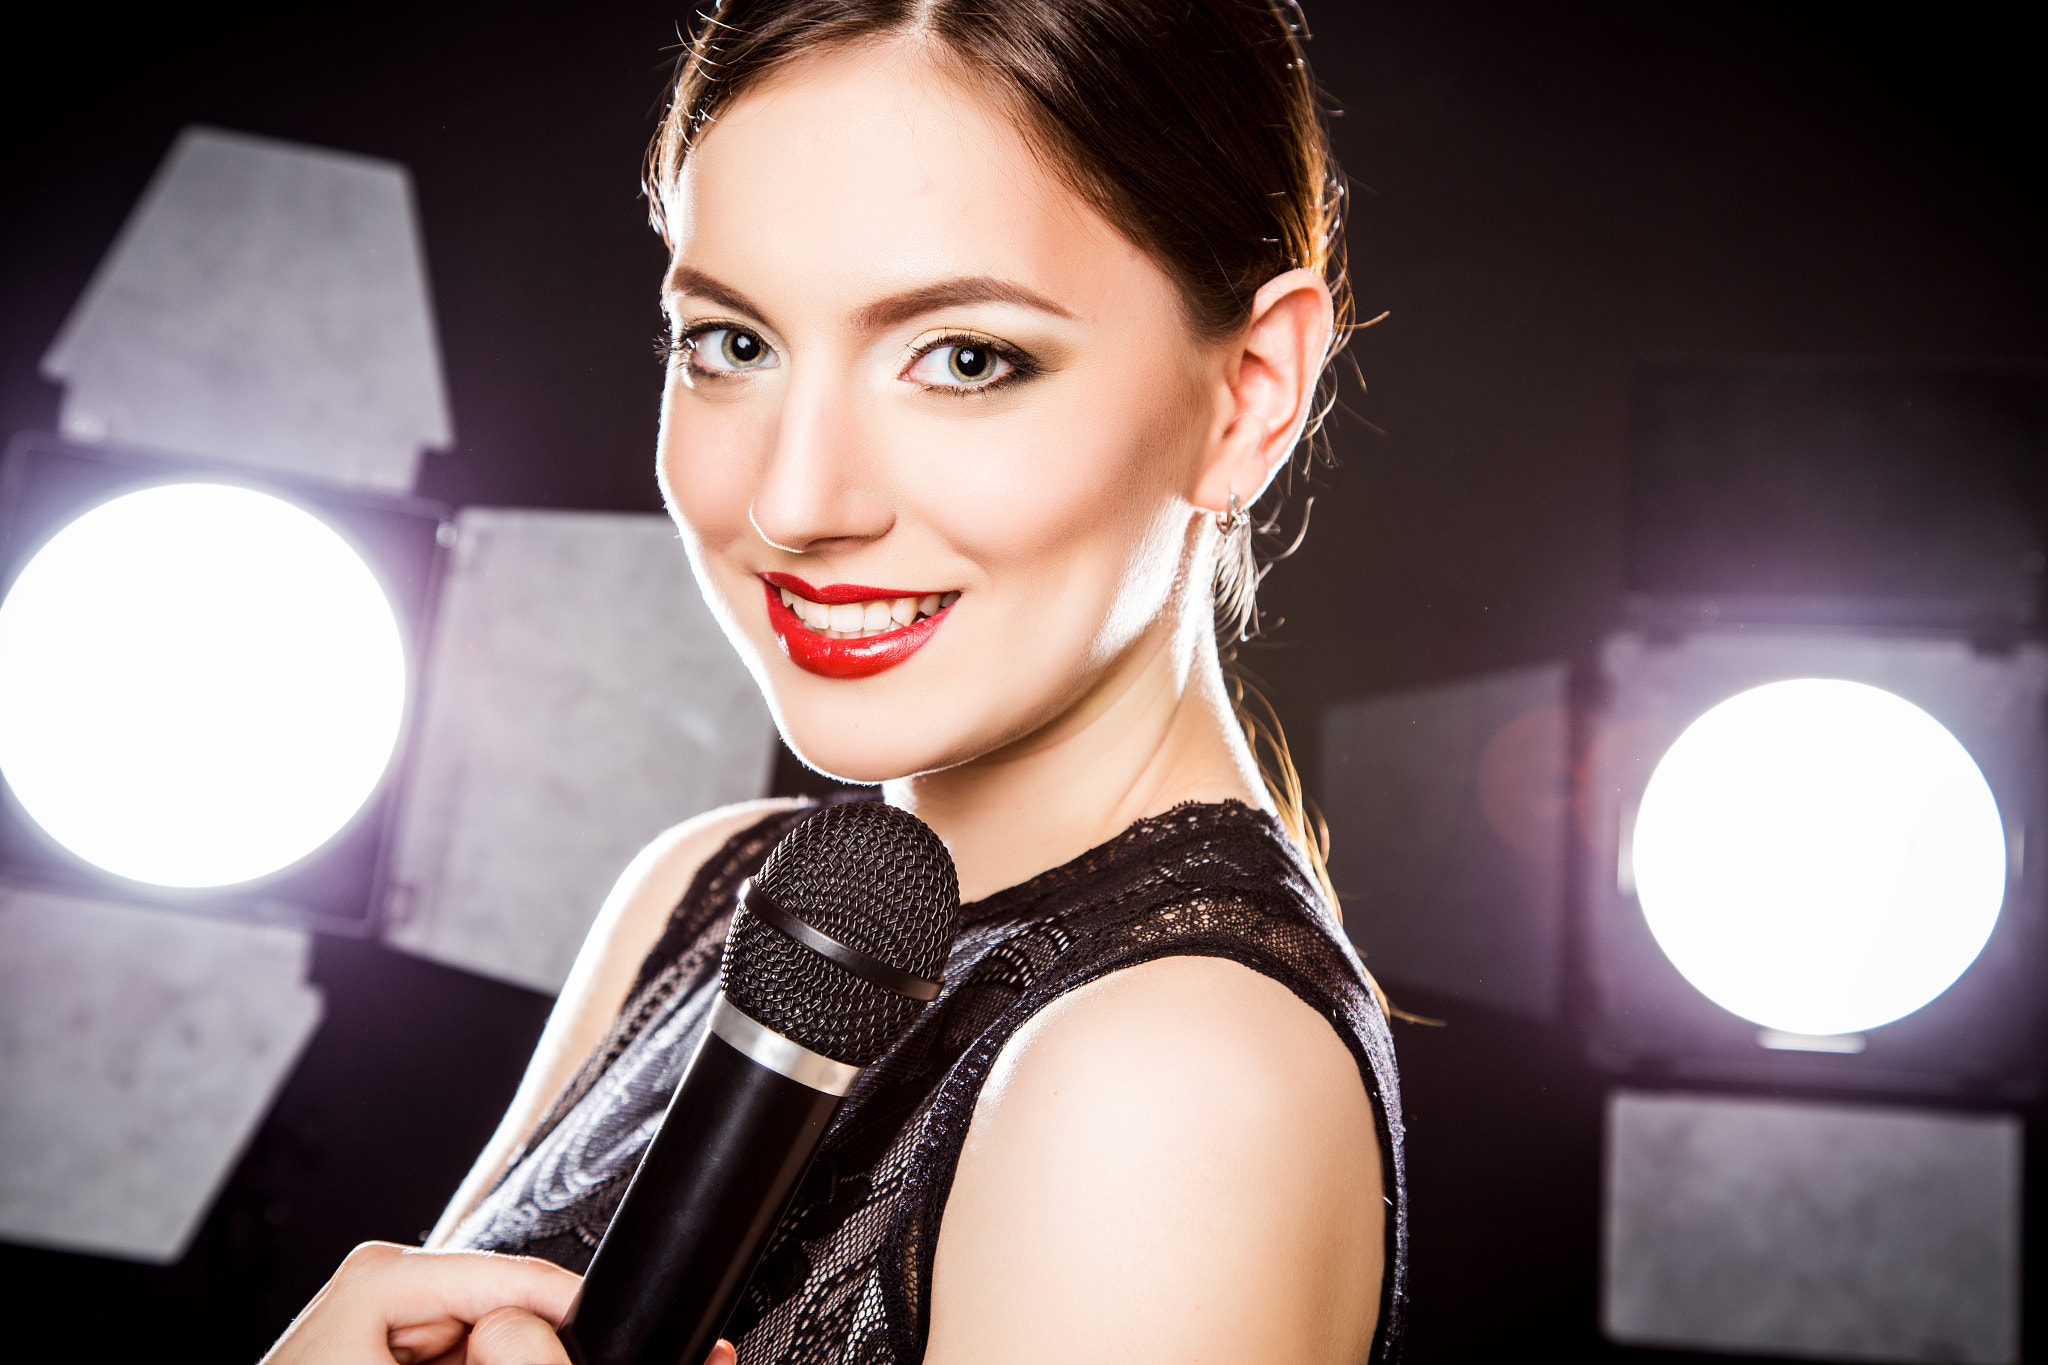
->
xmin=723 ymin=802 xmax=960 ymax=1065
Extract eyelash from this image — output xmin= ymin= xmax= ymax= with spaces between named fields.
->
xmin=904 ymin=332 xmax=1039 ymax=396
xmin=656 ymin=324 xmax=1041 ymax=396
xmin=654 ymin=322 xmax=755 ymax=377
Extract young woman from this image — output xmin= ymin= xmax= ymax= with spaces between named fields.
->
xmin=265 ymin=2 xmax=1404 ymax=1361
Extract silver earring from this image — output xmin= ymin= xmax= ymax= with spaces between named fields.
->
xmin=1215 ymin=492 xmax=1249 ymax=537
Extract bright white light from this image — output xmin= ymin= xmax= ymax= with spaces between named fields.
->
xmin=0 ymin=483 xmax=406 ymax=888
xmin=1632 ymin=678 xmax=2006 ymax=1036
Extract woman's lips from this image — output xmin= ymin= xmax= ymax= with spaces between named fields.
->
xmin=760 ymin=574 xmax=956 ymax=680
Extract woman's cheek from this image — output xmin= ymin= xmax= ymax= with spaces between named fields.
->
xmin=659 ymin=398 xmax=762 ymax=560
xmin=658 ymin=426 xmax=772 ymax=680
xmin=903 ymin=405 xmax=1139 ymax=571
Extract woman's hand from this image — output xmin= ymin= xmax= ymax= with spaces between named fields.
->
xmin=261 ymin=1241 xmax=577 ymax=1365
xmin=260 ymin=1242 xmax=738 ymax=1365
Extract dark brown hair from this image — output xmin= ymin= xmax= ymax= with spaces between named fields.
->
xmin=647 ymin=0 xmax=1353 ymax=917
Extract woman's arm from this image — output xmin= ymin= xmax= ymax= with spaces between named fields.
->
xmin=926 ymin=955 xmax=1386 ymax=1365
xmin=427 ymin=798 xmax=804 ymax=1247
xmin=264 ymin=796 xmax=793 ymax=1365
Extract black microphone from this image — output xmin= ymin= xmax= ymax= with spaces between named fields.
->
xmin=557 ymin=802 xmax=959 ymax=1365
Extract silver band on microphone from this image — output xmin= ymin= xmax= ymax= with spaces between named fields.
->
xmin=708 ymin=995 xmax=863 ymax=1096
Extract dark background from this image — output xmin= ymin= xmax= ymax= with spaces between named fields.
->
xmin=1 ymin=2 xmax=2040 ymax=1359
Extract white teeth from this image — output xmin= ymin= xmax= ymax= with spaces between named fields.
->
xmin=779 ymin=586 xmax=958 ymax=637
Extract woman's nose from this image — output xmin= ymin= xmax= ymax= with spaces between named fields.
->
xmin=748 ymin=373 xmax=893 ymax=554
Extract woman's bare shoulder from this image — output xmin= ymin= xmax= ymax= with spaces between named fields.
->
xmin=547 ymin=797 xmax=807 ymax=1061
xmin=627 ymin=796 xmax=812 ymax=886
xmin=599 ymin=797 xmax=809 ymax=952
xmin=927 ymin=955 xmax=1384 ymax=1365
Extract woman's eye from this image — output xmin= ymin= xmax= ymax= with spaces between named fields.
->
xmin=906 ymin=341 xmax=1015 ymax=390
xmin=686 ymin=327 xmax=777 ymax=375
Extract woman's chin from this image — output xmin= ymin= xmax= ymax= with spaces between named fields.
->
xmin=773 ymin=725 xmax=959 ymax=790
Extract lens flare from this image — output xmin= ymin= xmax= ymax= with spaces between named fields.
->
xmin=0 ymin=483 xmax=406 ymax=888
xmin=1632 ymin=678 xmax=2006 ymax=1036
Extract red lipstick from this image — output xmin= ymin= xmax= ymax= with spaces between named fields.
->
xmin=761 ymin=574 xmax=952 ymax=680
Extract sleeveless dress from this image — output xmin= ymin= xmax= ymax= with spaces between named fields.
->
xmin=450 ymin=799 xmax=1407 ymax=1363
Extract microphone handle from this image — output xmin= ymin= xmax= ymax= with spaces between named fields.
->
xmin=558 ymin=1027 xmax=843 ymax=1365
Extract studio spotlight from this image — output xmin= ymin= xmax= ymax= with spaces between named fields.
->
xmin=1580 ymin=361 xmax=2044 ymax=1362
xmin=1 ymin=127 xmax=776 ymax=1269
xmin=1579 ymin=363 xmax=2047 ymax=1094
xmin=1631 ymin=677 xmax=2007 ymax=1040
xmin=1320 ymin=359 xmax=2043 ymax=1361
xmin=0 ymin=434 xmax=448 ymax=931
xmin=0 ymin=483 xmax=408 ymax=889
xmin=1584 ymin=615 xmax=2044 ymax=1095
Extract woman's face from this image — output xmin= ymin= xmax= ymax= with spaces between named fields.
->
xmin=657 ymin=42 xmax=1222 ymax=785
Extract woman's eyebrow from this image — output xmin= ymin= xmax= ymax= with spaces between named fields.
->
xmin=663 ymin=268 xmax=1076 ymax=332
xmin=664 ymin=265 xmax=767 ymax=321
xmin=853 ymin=277 xmax=1077 ymax=331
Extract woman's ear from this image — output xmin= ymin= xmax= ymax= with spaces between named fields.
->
xmin=1191 ymin=268 xmax=1335 ymax=521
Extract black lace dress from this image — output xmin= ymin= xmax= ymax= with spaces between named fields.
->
xmin=450 ymin=800 xmax=1407 ymax=1363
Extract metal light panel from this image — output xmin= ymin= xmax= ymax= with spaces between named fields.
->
xmin=382 ymin=507 xmax=777 ymax=994
xmin=0 ymin=886 xmax=324 ymax=1263
xmin=41 ymin=125 xmax=451 ymax=493
xmin=1321 ymin=662 xmax=1570 ymax=1020
xmin=1603 ymin=1089 xmax=2020 ymax=1363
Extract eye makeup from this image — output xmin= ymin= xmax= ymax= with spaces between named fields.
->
xmin=658 ymin=318 xmax=1048 ymax=397
xmin=657 ymin=320 xmax=780 ymax=386
xmin=899 ymin=331 xmax=1041 ymax=395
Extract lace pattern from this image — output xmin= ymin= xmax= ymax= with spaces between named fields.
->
xmin=450 ymin=800 xmax=1407 ymax=1363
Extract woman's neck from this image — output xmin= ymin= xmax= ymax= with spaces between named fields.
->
xmin=885 ymin=609 xmax=1268 ymax=904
